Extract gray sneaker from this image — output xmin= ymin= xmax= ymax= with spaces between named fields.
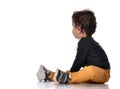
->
xmin=37 ymin=65 xmax=50 ymax=81
xmin=54 ymin=69 xmax=70 ymax=83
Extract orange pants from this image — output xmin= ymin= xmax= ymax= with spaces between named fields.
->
xmin=49 ymin=66 xmax=110 ymax=84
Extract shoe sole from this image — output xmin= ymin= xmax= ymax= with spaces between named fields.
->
xmin=37 ymin=65 xmax=46 ymax=81
xmin=54 ymin=69 xmax=60 ymax=81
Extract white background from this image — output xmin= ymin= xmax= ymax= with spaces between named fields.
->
xmin=0 ymin=0 xmax=120 ymax=89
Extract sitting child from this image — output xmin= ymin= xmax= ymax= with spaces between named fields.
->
xmin=37 ymin=9 xmax=110 ymax=84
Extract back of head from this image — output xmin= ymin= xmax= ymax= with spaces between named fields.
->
xmin=72 ymin=9 xmax=97 ymax=36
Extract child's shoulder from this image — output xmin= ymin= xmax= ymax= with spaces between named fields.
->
xmin=82 ymin=36 xmax=100 ymax=46
xmin=78 ymin=36 xmax=93 ymax=46
xmin=81 ymin=36 xmax=93 ymax=43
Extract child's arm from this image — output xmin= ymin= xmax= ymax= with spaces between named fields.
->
xmin=70 ymin=40 xmax=89 ymax=72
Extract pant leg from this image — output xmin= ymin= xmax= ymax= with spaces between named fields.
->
xmin=49 ymin=71 xmax=55 ymax=81
xmin=89 ymin=66 xmax=110 ymax=83
xmin=68 ymin=66 xmax=110 ymax=84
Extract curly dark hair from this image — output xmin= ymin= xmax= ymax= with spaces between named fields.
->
xmin=72 ymin=9 xmax=97 ymax=36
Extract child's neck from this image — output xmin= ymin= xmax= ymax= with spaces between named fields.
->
xmin=80 ymin=32 xmax=87 ymax=38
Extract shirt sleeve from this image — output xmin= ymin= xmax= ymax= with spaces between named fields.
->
xmin=70 ymin=39 xmax=89 ymax=72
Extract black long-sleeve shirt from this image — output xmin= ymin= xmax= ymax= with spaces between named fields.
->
xmin=70 ymin=36 xmax=110 ymax=72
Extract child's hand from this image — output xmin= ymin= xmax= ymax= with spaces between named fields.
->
xmin=66 ymin=70 xmax=70 ymax=73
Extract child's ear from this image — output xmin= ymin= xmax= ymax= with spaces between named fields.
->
xmin=78 ymin=26 xmax=85 ymax=34
xmin=77 ymin=26 xmax=81 ymax=30
xmin=77 ymin=26 xmax=82 ymax=33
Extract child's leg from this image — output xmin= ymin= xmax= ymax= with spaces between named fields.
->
xmin=69 ymin=66 xmax=110 ymax=83
xmin=49 ymin=71 xmax=55 ymax=81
